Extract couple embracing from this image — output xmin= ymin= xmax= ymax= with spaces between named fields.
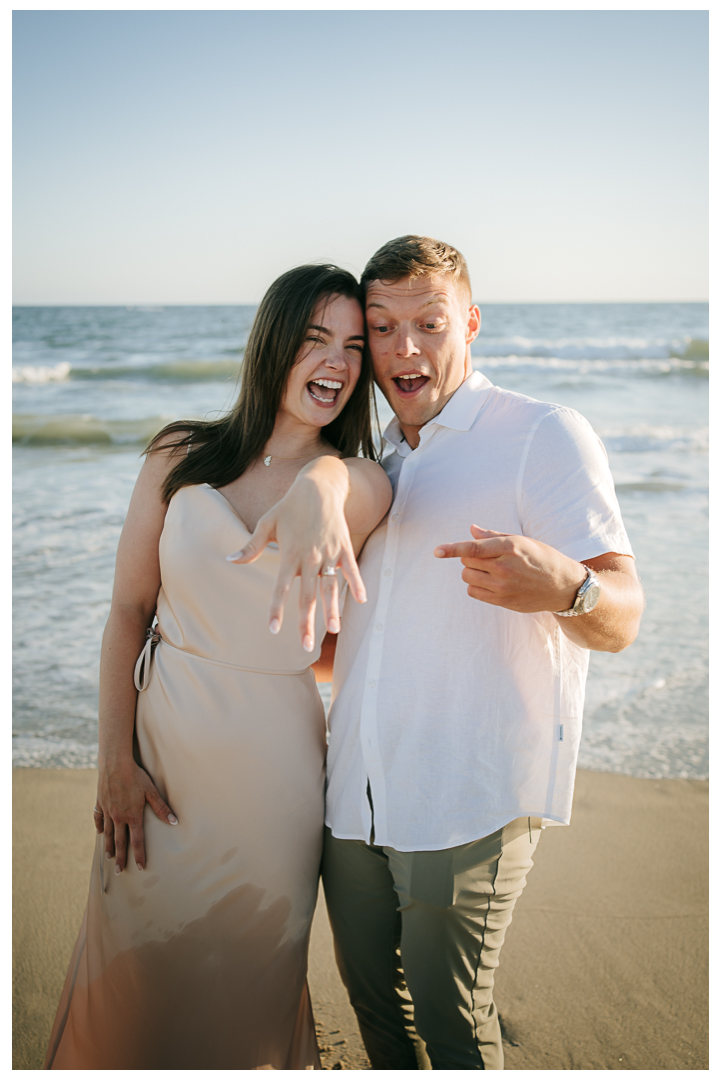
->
xmin=45 ymin=236 xmax=641 ymax=1070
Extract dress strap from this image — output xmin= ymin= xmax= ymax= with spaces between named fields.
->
xmin=134 ymin=626 xmax=161 ymax=691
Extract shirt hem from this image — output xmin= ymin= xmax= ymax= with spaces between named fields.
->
xmin=325 ymin=813 xmax=569 ymax=851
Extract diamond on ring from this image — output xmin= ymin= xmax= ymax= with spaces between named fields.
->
xmin=321 ymin=566 xmax=338 ymax=577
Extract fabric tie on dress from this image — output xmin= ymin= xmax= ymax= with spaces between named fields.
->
xmin=134 ymin=627 xmax=161 ymax=691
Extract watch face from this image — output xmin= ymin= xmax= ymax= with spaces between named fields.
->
xmin=582 ymin=582 xmax=601 ymax=612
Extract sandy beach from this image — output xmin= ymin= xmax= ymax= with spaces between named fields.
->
xmin=13 ymin=768 xmax=707 ymax=1070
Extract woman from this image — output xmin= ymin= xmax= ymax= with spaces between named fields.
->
xmin=45 ymin=265 xmax=392 ymax=1070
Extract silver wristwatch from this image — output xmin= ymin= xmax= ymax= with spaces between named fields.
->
xmin=553 ymin=566 xmax=601 ymax=617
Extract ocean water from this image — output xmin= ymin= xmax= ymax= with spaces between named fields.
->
xmin=13 ymin=303 xmax=708 ymax=779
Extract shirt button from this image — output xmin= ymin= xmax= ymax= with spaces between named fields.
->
xmin=375 ymin=623 xmax=383 ymax=632
xmin=368 ymin=679 xmax=375 ymax=688
xmin=384 ymin=568 xmax=392 ymax=577
xmin=391 ymin=513 xmax=400 ymax=522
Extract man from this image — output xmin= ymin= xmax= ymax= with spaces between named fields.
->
xmin=234 ymin=236 xmax=643 ymax=1069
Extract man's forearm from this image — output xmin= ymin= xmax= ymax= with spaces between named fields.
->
xmin=553 ymin=558 xmax=644 ymax=652
xmin=435 ymin=528 xmax=643 ymax=654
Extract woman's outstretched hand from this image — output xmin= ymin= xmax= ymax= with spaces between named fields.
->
xmin=227 ymin=457 xmax=367 ymax=652
xmin=95 ymin=759 xmax=178 ymax=874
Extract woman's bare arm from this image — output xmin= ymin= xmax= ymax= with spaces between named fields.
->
xmin=95 ymin=439 xmax=184 ymax=873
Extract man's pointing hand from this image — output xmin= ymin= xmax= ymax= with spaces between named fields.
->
xmin=434 ymin=524 xmax=586 ymax=614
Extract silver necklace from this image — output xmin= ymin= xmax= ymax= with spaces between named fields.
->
xmin=262 ymin=449 xmax=322 ymax=467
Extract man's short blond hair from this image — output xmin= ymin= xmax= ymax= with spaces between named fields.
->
xmin=361 ymin=235 xmax=472 ymax=304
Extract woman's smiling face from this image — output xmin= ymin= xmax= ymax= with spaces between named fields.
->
xmin=279 ymin=294 xmax=365 ymax=429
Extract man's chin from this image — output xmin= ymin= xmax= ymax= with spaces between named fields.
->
xmin=387 ymin=394 xmax=438 ymax=429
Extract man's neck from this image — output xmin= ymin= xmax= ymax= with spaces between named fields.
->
xmin=396 ymin=368 xmax=472 ymax=449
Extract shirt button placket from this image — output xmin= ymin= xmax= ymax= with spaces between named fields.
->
xmin=359 ymin=452 xmax=417 ymax=844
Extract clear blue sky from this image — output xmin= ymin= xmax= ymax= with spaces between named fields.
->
xmin=13 ymin=10 xmax=708 ymax=304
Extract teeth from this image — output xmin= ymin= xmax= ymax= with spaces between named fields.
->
xmin=312 ymin=379 xmax=342 ymax=389
xmin=398 ymin=374 xmax=424 ymax=380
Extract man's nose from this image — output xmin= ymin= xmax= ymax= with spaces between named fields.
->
xmin=396 ymin=331 xmax=421 ymax=358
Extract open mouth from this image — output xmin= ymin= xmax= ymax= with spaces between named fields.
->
xmin=307 ymin=378 xmax=343 ymax=406
xmin=392 ymin=374 xmax=430 ymax=396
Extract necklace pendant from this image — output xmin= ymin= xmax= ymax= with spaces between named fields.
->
xmin=263 ymin=455 xmax=272 ymax=467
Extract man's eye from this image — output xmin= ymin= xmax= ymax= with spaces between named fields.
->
xmin=424 ymin=321 xmax=444 ymax=330
xmin=374 ymin=325 xmax=390 ymax=334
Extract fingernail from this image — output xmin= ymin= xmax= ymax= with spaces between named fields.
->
xmin=137 ymin=864 xmax=144 ymax=872
xmin=168 ymin=814 xmax=178 ymax=825
xmin=328 ymin=618 xmax=340 ymax=633
xmin=303 ymin=635 xmax=314 ymax=652
xmin=359 ymin=592 xmax=367 ymax=604
xmin=269 ymin=618 xmax=280 ymax=635
xmin=434 ymin=547 xmax=445 ymax=557
xmin=114 ymin=864 xmax=122 ymax=875
xmin=105 ymin=852 xmax=112 ymax=861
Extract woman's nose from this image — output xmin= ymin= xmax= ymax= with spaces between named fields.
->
xmin=325 ymin=346 xmax=349 ymax=369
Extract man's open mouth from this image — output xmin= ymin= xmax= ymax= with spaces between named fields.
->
xmin=307 ymin=378 xmax=342 ymax=405
xmin=393 ymin=374 xmax=430 ymax=396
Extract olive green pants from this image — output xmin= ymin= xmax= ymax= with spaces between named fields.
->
xmin=321 ymin=817 xmax=541 ymax=1070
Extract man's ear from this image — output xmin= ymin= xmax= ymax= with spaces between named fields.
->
xmin=466 ymin=304 xmax=481 ymax=345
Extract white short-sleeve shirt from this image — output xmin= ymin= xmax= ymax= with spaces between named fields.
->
xmin=326 ymin=371 xmax=633 ymax=852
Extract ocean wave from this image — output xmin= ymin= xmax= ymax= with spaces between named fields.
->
xmin=473 ymin=355 xmax=708 ymax=377
xmin=12 ymin=340 xmax=708 ymax=387
xmin=13 ymin=414 xmax=175 ymax=446
xmin=12 ymin=361 xmax=72 ymax=384
xmin=598 ymin=425 xmax=708 ymax=453
xmin=12 ymin=735 xmax=98 ymax=770
xmin=472 ymin=336 xmax=708 ymax=362
xmin=12 ymin=359 xmax=242 ymax=384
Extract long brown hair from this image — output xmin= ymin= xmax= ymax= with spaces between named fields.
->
xmin=147 ymin=265 xmax=379 ymax=503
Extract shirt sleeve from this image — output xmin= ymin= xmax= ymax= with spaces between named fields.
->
xmin=517 ymin=406 xmax=634 ymax=562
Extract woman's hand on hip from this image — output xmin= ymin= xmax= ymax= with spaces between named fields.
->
xmin=95 ymin=759 xmax=178 ymax=873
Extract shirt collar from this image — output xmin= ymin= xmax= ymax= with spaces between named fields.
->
xmin=382 ymin=370 xmax=494 ymax=456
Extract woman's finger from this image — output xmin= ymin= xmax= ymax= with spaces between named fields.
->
xmin=146 ymin=787 xmax=179 ymax=827
xmin=103 ymin=815 xmax=115 ymax=860
xmin=268 ymin=570 xmax=295 ymax=635
xmin=299 ymin=561 xmax=320 ymax=652
xmin=93 ymin=805 xmax=104 ymax=834
xmin=114 ymin=822 xmax=128 ymax=874
xmin=318 ymin=571 xmax=341 ymax=635
xmin=338 ymin=544 xmax=367 ymax=605
xmin=226 ymin=513 xmax=275 ymax=564
xmin=128 ymin=823 xmax=147 ymax=872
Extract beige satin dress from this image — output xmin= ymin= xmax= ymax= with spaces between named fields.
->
xmin=46 ymin=484 xmax=327 ymax=1070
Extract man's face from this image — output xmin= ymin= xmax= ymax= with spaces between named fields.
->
xmin=365 ymin=273 xmax=481 ymax=446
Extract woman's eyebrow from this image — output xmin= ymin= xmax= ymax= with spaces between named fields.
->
xmin=308 ymin=324 xmax=364 ymax=343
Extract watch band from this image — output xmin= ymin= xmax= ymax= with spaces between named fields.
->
xmin=553 ymin=566 xmax=600 ymax=617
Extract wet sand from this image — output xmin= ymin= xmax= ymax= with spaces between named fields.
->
xmin=13 ymin=768 xmax=707 ymax=1070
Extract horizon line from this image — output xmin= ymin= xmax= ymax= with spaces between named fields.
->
xmin=12 ymin=298 xmax=710 ymax=308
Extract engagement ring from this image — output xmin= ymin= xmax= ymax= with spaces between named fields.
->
xmin=321 ymin=566 xmax=337 ymax=577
